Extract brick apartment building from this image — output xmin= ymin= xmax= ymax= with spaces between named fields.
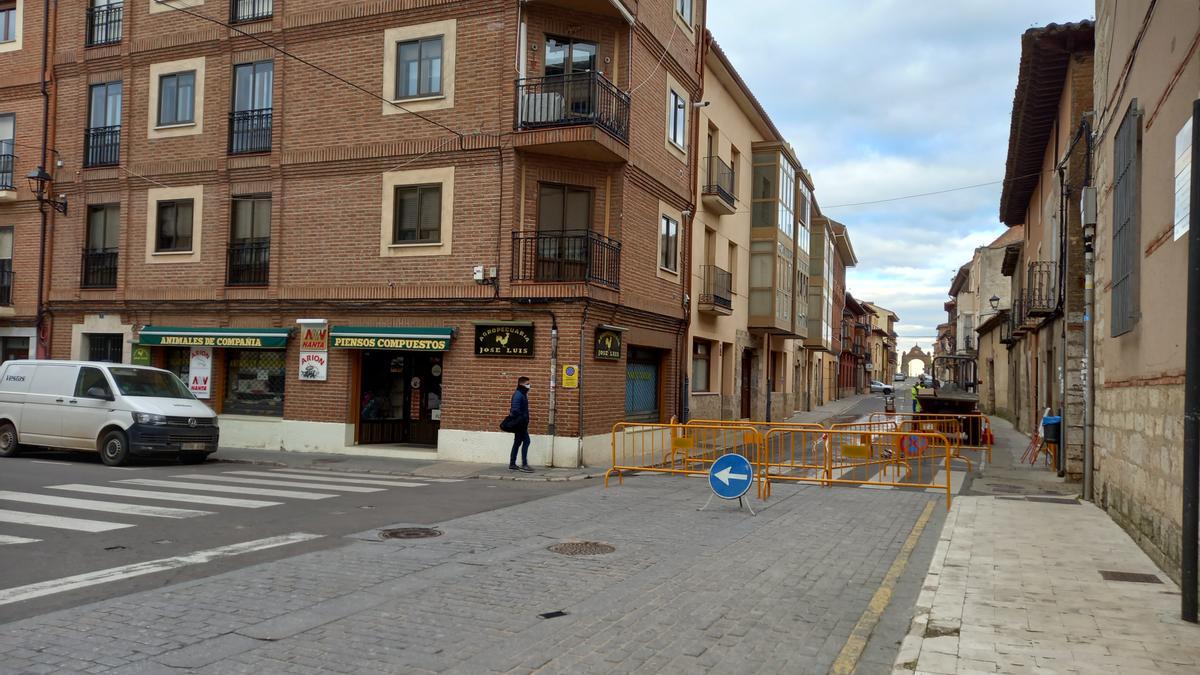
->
xmin=0 ymin=0 xmax=714 ymax=466
xmin=0 ymin=0 xmax=47 ymax=362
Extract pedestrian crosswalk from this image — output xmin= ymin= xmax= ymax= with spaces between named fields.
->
xmin=0 ymin=468 xmax=457 ymax=546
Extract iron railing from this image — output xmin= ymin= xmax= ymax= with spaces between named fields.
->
xmin=963 ymin=335 xmax=975 ymax=352
xmin=0 ymin=153 xmax=14 ymax=190
xmin=84 ymin=125 xmax=121 ymax=167
xmin=229 ymin=108 xmax=272 ymax=154
xmin=1026 ymin=260 xmax=1057 ymax=316
xmin=81 ymin=249 xmax=118 ymax=288
xmin=699 ymin=264 xmax=732 ymax=310
xmin=86 ymin=3 xmax=123 ymax=47
xmin=702 ymin=156 xmax=735 ymax=207
xmin=515 ymin=72 xmax=630 ymax=144
xmin=227 ymin=239 xmax=270 ymax=286
xmin=0 ymin=260 xmax=11 ymax=306
xmin=511 ymin=230 xmax=620 ymax=290
xmin=231 ymin=0 xmax=272 ymax=23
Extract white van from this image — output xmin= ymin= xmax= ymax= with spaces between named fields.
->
xmin=0 ymin=360 xmax=219 ymax=466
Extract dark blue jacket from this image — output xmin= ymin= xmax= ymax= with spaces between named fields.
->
xmin=509 ymin=387 xmax=530 ymax=430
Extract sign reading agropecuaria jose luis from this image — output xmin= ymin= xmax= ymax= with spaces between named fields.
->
xmin=594 ymin=327 xmax=623 ymax=360
xmin=475 ymin=324 xmax=534 ymax=357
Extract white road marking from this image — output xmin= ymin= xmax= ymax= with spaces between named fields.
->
xmin=265 ymin=468 xmax=459 ymax=483
xmin=170 ymin=474 xmax=386 ymax=493
xmin=235 ymin=470 xmax=428 ymax=488
xmin=48 ymin=484 xmax=281 ymax=508
xmin=117 ymin=479 xmax=337 ymax=500
xmin=0 ymin=509 xmax=133 ymax=532
xmin=0 ymin=491 xmax=212 ymax=519
xmin=0 ymin=535 xmax=41 ymax=545
xmin=0 ymin=532 xmax=323 ymax=606
xmin=29 ymin=460 xmax=140 ymax=471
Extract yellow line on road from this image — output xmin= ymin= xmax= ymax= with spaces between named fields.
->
xmin=829 ymin=500 xmax=936 ymax=675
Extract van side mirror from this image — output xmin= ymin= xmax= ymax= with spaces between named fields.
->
xmin=87 ymin=386 xmax=114 ymax=401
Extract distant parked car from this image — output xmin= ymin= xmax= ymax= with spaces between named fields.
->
xmin=893 ymin=373 xmax=906 ymax=382
xmin=869 ymin=381 xmax=893 ymax=394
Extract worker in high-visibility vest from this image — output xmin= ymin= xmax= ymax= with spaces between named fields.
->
xmin=911 ymin=381 xmax=922 ymax=413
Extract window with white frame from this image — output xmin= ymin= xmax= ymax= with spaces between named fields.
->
xmin=668 ymin=89 xmax=686 ymax=149
xmin=660 ymin=214 xmax=679 ymax=273
xmin=692 ymin=340 xmax=710 ymax=392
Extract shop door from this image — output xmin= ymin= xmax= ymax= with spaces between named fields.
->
xmin=625 ymin=347 xmax=661 ymax=422
xmin=740 ymin=350 xmax=752 ymax=419
xmin=358 ymin=351 xmax=443 ymax=446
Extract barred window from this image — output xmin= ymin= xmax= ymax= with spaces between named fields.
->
xmin=224 ymin=349 xmax=285 ymax=416
xmin=1111 ymin=101 xmax=1141 ymax=337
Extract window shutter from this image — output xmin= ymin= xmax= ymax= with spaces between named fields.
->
xmin=1110 ymin=101 xmax=1140 ymax=337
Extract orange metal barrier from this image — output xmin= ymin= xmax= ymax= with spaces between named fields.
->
xmin=760 ymin=428 xmax=953 ymax=510
xmin=870 ymin=412 xmax=992 ymax=464
xmin=605 ymin=422 xmax=765 ymax=488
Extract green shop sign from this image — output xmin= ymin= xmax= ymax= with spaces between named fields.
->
xmin=330 ymin=326 xmax=453 ymax=351
xmin=138 ymin=326 xmax=291 ymax=349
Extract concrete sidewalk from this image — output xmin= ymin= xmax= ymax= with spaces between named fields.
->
xmin=211 ymin=446 xmax=606 ymax=483
xmin=893 ymin=416 xmax=1200 ymax=674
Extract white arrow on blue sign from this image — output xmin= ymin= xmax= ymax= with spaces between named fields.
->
xmin=708 ymin=453 xmax=754 ymax=500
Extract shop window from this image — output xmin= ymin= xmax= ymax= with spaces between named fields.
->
xmin=87 ymin=333 xmax=123 ymax=363
xmin=692 ymin=340 xmax=710 ymax=392
xmin=163 ymin=346 xmax=190 ymax=382
xmin=0 ymin=336 xmax=29 ymax=362
xmin=224 ymin=349 xmax=285 ymax=416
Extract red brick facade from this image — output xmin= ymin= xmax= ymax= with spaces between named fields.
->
xmin=2 ymin=0 xmax=705 ymax=465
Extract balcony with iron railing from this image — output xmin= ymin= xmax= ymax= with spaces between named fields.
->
xmin=0 ymin=260 xmax=11 ymax=306
xmin=701 ymin=156 xmax=736 ymax=215
xmin=81 ymin=249 xmax=118 ymax=289
xmin=511 ymin=230 xmax=620 ymax=291
xmin=1026 ymin=260 xmax=1058 ymax=317
xmin=227 ymin=239 xmax=270 ymax=286
xmin=514 ymin=71 xmax=630 ymax=161
xmin=698 ymin=264 xmax=732 ymax=315
xmin=86 ymin=2 xmax=123 ymax=47
xmin=231 ymin=0 xmax=272 ymax=23
xmin=0 ymin=153 xmax=15 ymax=197
xmin=84 ymin=126 xmax=121 ymax=167
xmin=962 ymin=334 xmax=975 ymax=353
xmin=229 ymin=109 xmax=272 ymax=154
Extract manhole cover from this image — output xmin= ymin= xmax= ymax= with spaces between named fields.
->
xmin=1099 ymin=570 xmax=1162 ymax=584
xmin=379 ymin=527 xmax=442 ymax=539
xmin=548 ymin=541 xmax=615 ymax=556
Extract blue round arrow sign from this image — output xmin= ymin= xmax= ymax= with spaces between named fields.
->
xmin=708 ymin=453 xmax=754 ymax=500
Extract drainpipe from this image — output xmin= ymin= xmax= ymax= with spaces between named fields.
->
xmin=34 ymin=0 xmax=54 ymax=358
xmin=1182 ymin=97 xmax=1199 ymax=624
xmin=548 ymin=314 xmax=558 ymax=463
xmin=576 ymin=300 xmax=590 ymax=467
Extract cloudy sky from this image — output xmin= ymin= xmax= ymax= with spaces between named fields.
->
xmin=706 ymin=0 xmax=1094 ymax=357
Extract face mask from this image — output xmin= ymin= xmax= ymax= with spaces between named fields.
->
xmin=522 ymin=383 xmax=532 ymax=390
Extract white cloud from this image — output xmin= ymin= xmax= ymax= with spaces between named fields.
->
xmin=708 ymin=0 xmax=1093 ymax=337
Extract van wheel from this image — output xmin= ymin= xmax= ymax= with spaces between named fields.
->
xmin=0 ymin=422 xmax=21 ymax=457
xmin=99 ymin=430 xmax=130 ymax=467
xmin=179 ymin=452 xmax=209 ymax=465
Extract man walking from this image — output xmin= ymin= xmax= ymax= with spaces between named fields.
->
xmin=508 ymin=377 xmax=533 ymax=473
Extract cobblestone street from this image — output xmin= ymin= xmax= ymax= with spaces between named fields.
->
xmin=0 ymin=476 xmax=942 ymax=674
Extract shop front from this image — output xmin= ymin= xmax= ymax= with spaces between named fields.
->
xmin=135 ymin=326 xmax=292 ymax=418
xmin=329 ymin=326 xmax=452 ymax=448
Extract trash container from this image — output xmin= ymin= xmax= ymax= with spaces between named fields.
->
xmin=1042 ymin=415 xmax=1062 ymax=444
xmin=883 ymin=395 xmax=896 ymax=413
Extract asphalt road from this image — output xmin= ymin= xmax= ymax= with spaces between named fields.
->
xmin=0 ymin=451 xmax=588 ymax=624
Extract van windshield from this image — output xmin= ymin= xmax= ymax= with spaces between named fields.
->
xmin=109 ymin=368 xmax=194 ymax=399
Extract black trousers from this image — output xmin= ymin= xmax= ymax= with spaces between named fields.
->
xmin=510 ymin=429 xmax=530 ymax=466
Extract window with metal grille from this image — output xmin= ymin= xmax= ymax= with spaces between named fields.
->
xmin=0 ymin=336 xmax=29 ymax=362
xmin=0 ymin=226 xmax=12 ymax=306
xmin=224 ymin=349 xmax=285 ymax=416
xmin=87 ymin=334 xmax=123 ymax=363
xmin=1111 ymin=101 xmax=1141 ymax=337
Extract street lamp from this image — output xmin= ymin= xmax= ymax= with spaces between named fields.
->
xmin=989 ymin=295 xmax=1000 ymax=311
xmin=26 ymin=166 xmax=68 ymax=215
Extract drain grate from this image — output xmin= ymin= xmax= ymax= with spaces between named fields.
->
xmin=379 ymin=527 xmax=442 ymax=540
xmin=548 ymin=541 xmax=615 ymax=556
xmin=1099 ymin=570 xmax=1162 ymax=584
